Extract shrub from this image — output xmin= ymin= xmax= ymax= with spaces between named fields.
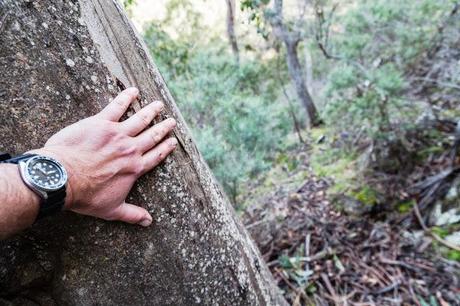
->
xmin=322 ymin=0 xmax=454 ymax=140
xmin=143 ymin=24 xmax=293 ymax=201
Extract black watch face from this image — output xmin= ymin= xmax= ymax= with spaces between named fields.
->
xmin=25 ymin=156 xmax=67 ymax=191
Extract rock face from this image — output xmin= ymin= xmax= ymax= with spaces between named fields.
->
xmin=0 ymin=1 xmax=286 ymax=305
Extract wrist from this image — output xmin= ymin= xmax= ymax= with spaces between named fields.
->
xmin=1 ymin=163 xmax=41 ymax=225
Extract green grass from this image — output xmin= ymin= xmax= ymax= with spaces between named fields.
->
xmin=309 ymin=127 xmax=358 ymax=195
xmin=396 ymin=200 xmax=416 ymax=213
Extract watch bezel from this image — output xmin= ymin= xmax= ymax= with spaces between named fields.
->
xmin=20 ymin=155 xmax=68 ymax=194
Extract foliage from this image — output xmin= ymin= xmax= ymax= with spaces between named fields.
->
xmin=352 ymin=186 xmax=379 ymax=206
xmin=278 ymin=253 xmax=314 ymax=288
xmin=143 ymin=23 xmax=292 ymax=201
xmin=396 ymin=200 xmax=416 ymax=214
xmin=447 ymin=250 xmax=460 ymax=261
xmin=240 ymin=0 xmax=271 ymax=38
xmin=123 ymin=0 xmax=135 ymax=8
xmin=322 ymin=0 xmax=456 ymax=140
xmin=309 ymin=129 xmax=358 ymax=195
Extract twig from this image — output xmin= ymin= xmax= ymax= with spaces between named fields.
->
xmin=413 ymin=200 xmax=460 ymax=251
xmin=379 ymin=257 xmax=420 ymax=273
xmin=320 ymin=273 xmax=340 ymax=303
xmin=411 ymin=77 xmax=460 ymax=90
xmin=275 ymin=268 xmax=310 ymax=301
xmin=437 ymin=255 xmax=460 ymax=269
xmin=371 ymin=280 xmax=401 ymax=295
xmin=408 ymin=279 xmax=421 ymax=306
xmin=304 ymin=233 xmax=311 ymax=280
xmin=245 ymin=219 xmax=267 ymax=229
xmin=298 ymin=247 xmax=331 ymax=262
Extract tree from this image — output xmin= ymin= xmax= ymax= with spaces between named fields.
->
xmin=270 ymin=0 xmax=321 ymax=127
xmin=315 ymin=0 xmax=459 ymax=141
xmin=242 ymin=0 xmax=321 ymax=127
xmin=0 ymin=0 xmax=286 ymax=305
xmin=225 ymin=0 xmax=240 ymax=64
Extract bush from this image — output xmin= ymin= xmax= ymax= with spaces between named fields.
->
xmin=322 ymin=0 xmax=454 ymax=140
xmin=143 ymin=24 xmax=293 ymax=201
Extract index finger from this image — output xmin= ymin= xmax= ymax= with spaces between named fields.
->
xmin=98 ymin=87 xmax=139 ymax=121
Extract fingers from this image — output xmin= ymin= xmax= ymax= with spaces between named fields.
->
xmin=99 ymin=87 xmax=139 ymax=121
xmin=109 ymin=202 xmax=153 ymax=227
xmin=136 ymin=118 xmax=176 ymax=153
xmin=121 ymin=101 xmax=164 ymax=136
xmin=141 ymin=138 xmax=178 ymax=174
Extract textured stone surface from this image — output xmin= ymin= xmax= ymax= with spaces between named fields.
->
xmin=0 ymin=0 xmax=286 ymax=305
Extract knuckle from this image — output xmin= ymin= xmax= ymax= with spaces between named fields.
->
xmin=106 ymin=122 xmax=119 ymax=134
xmin=104 ymin=208 xmax=121 ymax=221
xmin=131 ymin=160 xmax=145 ymax=175
xmin=109 ymin=134 xmax=132 ymax=153
xmin=139 ymin=112 xmax=151 ymax=127
xmin=111 ymin=132 xmax=125 ymax=144
xmin=122 ymin=144 xmax=138 ymax=157
xmin=115 ymin=97 xmax=127 ymax=108
xmin=150 ymin=130 xmax=162 ymax=144
xmin=155 ymin=151 xmax=165 ymax=162
xmin=117 ymin=138 xmax=139 ymax=157
xmin=105 ymin=214 xmax=118 ymax=222
xmin=112 ymin=143 xmax=126 ymax=155
xmin=98 ymin=123 xmax=119 ymax=143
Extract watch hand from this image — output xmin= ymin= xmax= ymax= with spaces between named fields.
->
xmin=37 ymin=167 xmax=47 ymax=175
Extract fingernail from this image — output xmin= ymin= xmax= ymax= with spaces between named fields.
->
xmin=154 ymin=101 xmax=164 ymax=109
xmin=170 ymin=138 xmax=178 ymax=146
xmin=127 ymin=87 xmax=139 ymax=95
xmin=168 ymin=118 xmax=177 ymax=127
xmin=139 ymin=216 xmax=152 ymax=227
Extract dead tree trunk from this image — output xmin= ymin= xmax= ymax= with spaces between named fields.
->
xmin=225 ymin=0 xmax=240 ymax=64
xmin=0 ymin=1 xmax=285 ymax=305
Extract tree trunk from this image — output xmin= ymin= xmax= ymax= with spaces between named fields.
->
xmin=0 ymin=1 xmax=286 ymax=305
xmin=270 ymin=0 xmax=320 ymax=127
xmin=304 ymin=46 xmax=313 ymax=98
xmin=225 ymin=0 xmax=240 ymax=64
xmin=285 ymin=40 xmax=321 ymax=127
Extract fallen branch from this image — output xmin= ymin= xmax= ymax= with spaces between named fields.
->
xmin=413 ymin=200 xmax=460 ymax=252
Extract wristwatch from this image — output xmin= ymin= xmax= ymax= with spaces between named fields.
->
xmin=0 ymin=153 xmax=68 ymax=220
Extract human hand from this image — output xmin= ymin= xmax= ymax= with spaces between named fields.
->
xmin=31 ymin=87 xmax=177 ymax=226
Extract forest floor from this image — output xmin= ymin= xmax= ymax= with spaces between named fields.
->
xmin=241 ymin=137 xmax=460 ymax=306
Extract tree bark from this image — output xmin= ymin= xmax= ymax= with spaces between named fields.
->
xmin=225 ymin=0 xmax=240 ymax=64
xmin=0 ymin=0 xmax=286 ymax=305
xmin=270 ymin=0 xmax=321 ymax=127
xmin=285 ymin=40 xmax=321 ymax=127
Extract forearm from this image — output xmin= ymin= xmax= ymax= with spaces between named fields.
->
xmin=0 ymin=164 xmax=40 ymax=239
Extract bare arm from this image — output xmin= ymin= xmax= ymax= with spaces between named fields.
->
xmin=0 ymin=164 xmax=41 ymax=238
xmin=0 ymin=87 xmax=177 ymax=239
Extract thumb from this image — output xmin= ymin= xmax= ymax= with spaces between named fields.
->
xmin=109 ymin=202 xmax=153 ymax=227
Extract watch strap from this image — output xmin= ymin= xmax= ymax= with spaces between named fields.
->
xmin=0 ymin=152 xmax=12 ymax=162
xmin=0 ymin=154 xmax=36 ymax=164
xmin=37 ymin=188 xmax=66 ymax=220
xmin=1 ymin=153 xmax=66 ymax=220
